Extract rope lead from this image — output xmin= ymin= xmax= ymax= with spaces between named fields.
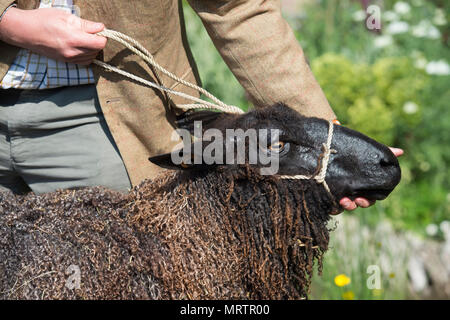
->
xmin=94 ymin=29 xmax=244 ymax=114
xmin=93 ymin=28 xmax=336 ymax=199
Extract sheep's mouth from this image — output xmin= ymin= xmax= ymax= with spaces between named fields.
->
xmin=350 ymin=188 xmax=393 ymax=201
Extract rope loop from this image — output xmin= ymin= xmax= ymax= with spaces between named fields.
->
xmin=93 ymin=28 xmax=336 ymax=198
xmin=279 ymin=120 xmax=336 ymax=198
xmin=94 ymin=29 xmax=244 ymax=114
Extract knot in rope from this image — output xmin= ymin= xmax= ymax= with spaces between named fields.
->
xmin=279 ymin=120 xmax=337 ymax=197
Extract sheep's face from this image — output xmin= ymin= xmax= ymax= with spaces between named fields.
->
xmin=298 ymin=118 xmax=401 ymax=201
xmin=150 ymin=103 xmax=401 ymax=202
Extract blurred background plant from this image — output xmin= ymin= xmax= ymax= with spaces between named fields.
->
xmin=182 ymin=0 xmax=449 ymax=299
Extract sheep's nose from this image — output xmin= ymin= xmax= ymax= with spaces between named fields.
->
xmin=380 ymin=156 xmax=395 ymax=167
xmin=378 ymin=149 xmax=398 ymax=168
xmin=376 ymin=148 xmax=401 ymax=185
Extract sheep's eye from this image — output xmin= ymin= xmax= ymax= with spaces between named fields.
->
xmin=269 ymin=141 xmax=285 ymax=153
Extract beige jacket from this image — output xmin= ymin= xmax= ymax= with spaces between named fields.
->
xmin=0 ymin=0 xmax=336 ymax=186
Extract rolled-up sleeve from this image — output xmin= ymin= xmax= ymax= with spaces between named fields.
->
xmin=0 ymin=1 xmax=15 ymax=22
xmin=0 ymin=1 xmax=20 ymax=81
xmin=187 ymin=0 xmax=336 ymax=120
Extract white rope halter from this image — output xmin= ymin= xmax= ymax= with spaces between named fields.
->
xmin=93 ymin=29 xmax=337 ymax=197
xmin=278 ymin=120 xmax=337 ymax=196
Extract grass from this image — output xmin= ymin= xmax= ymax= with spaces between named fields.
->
xmin=310 ymin=214 xmax=413 ymax=300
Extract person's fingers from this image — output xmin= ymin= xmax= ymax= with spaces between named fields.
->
xmin=354 ymin=197 xmax=373 ymax=208
xmin=389 ymin=147 xmax=404 ymax=157
xmin=75 ymin=51 xmax=100 ymax=60
xmin=75 ymin=33 xmax=107 ymax=51
xmin=340 ymin=198 xmax=357 ymax=211
xmin=329 ymin=207 xmax=344 ymax=215
xmin=63 ymin=49 xmax=100 ymax=63
xmin=339 ymin=196 xmax=376 ymax=211
xmin=68 ymin=49 xmax=99 ymax=62
xmin=76 ymin=56 xmax=98 ymax=64
xmin=79 ymin=18 xmax=105 ymax=34
xmin=73 ymin=60 xmax=94 ymax=66
xmin=64 ymin=15 xmax=106 ymax=50
xmin=77 ymin=18 xmax=107 ymax=50
xmin=70 ymin=55 xmax=99 ymax=65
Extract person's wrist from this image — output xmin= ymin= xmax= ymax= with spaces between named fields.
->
xmin=0 ymin=3 xmax=16 ymax=23
xmin=0 ymin=5 xmax=20 ymax=42
xmin=0 ymin=7 xmax=37 ymax=49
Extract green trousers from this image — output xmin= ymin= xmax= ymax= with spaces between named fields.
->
xmin=0 ymin=85 xmax=131 ymax=194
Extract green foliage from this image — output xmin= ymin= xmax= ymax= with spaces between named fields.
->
xmin=291 ymin=0 xmax=449 ymax=299
xmin=182 ymin=3 xmax=250 ymax=111
xmin=182 ymin=0 xmax=449 ymax=300
xmin=183 ymin=0 xmax=449 ymax=232
xmin=311 ymin=54 xmax=428 ymax=145
xmin=348 ymin=97 xmax=395 ymax=144
xmin=288 ymin=0 xmax=449 ymax=235
xmin=294 ymin=0 xmax=377 ymax=62
xmin=310 ymin=215 xmax=412 ymax=300
xmin=183 ymin=0 xmax=449 ymax=237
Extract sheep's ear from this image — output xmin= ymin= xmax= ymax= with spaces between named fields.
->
xmin=176 ymin=110 xmax=223 ymax=135
xmin=149 ymin=153 xmax=181 ymax=170
xmin=149 ymin=145 xmax=211 ymax=171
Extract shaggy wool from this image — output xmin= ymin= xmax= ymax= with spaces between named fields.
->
xmin=0 ymin=166 xmax=333 ymax=299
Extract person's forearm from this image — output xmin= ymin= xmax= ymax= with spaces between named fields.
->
xmin=0 ymin=7 xmax=30 ymax=47
xmin=0 ymin=2 xmax=16 ymax=28
xmin=0 ymin=3 xmax=18 ymax=44
xmin=0 ymin=7 xmax=107 ymax=65
xmin=187 ymin=0 xmax=336 ymax=120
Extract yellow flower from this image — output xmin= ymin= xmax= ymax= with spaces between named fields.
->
xmin=389 ymin=272 xmax=396 ymax=278
xmin=372 ymin=289 xmax=383 ymax=297
xmin=342 ymin=291 xmax=355 ymax=300
xmin=334 ymin=274 xmax=351 ymax=287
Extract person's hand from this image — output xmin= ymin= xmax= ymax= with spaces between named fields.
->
xmin=337 ymin=147 xmax=404 ymax=212
xmin=0 ymin=7 xmax=106 ymax=65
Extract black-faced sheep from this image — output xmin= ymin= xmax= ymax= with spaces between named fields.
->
xmin=0 ymin=103 xmax=401 ymax=299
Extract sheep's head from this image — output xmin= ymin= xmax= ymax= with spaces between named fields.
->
xmin=150 ymin=103 xmax=401 ymax=204
xmin=148 ymin=103 xmax=401 ymax=298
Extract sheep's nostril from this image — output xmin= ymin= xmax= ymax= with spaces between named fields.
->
xmin=371 ymin=153 xmax=393 ymax=167
xmin=379 ymin=150 xmax=399 ymax=168
xmin=380 ymin=158 xmax=392 ymax=167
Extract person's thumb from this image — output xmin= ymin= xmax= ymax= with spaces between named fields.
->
xmin=80 ymin=19 xmax=104 ymax=34
xmin=389 ymin=147 xmax=404 ymax=157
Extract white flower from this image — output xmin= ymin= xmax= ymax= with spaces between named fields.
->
xmin=420 ymin=161 xmax=430 ymax=172
xmin=408 ymin=256 xmax=428 ymax=292
xmin=412 ymin=20 xmax=441 ymax=39
xmin=403 ymin=102 xmax=419 ymax=114
xmin=411 ymin=51 xmax=427 ymax=69
xmin=426 ymin=60 xmax=450 ymax=76
xmin=394 ymin=2 xmax=411 ymax=15
xmin=374 ymin=35 xmax=393 ymax=48
xmin=433 ymin=8 xmax=447 ymax=26
xmin=414 ymin=57 xmax=427 ymax=69
xmin=385 ymin=21 xmax=409 ymax=35
xmin=352 ymin=10 xmax=366 ymax=22
xmin=427 ymin=27 xmax=441 ymax=39
xmin=425 ymin=224 xmax=438 ymax=237
xmin=383 ymin=11 xmax=399 ymax=22
xmin=440 ymin=221 xmax=450 ymax=235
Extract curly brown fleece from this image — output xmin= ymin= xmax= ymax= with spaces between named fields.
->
xmin=0 ymin=166 xmax=333 ymax=300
